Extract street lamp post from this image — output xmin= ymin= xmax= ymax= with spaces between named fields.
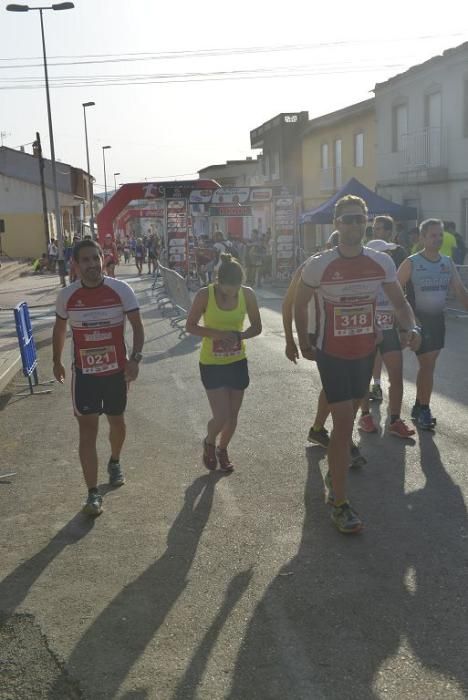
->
xmin=6 ymin=2 xmax=75 ymax=287
xmin=82 ymin=101 xmax=95 ymax=237
xmin=102 ymin=145 xmax=111 ymax=203
xmin=113 ymin=172 xmax=120 ymax=192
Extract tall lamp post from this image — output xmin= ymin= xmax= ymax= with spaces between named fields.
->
xmin=6 ymin=2 xmax=75 ymax=287
xmin=102 ymin=145 xmax=111 ymax=203
xmin=113 ymin=172 xmax=120 ymax=192
xmin=82 ymin=101 xmax=95 ymax=237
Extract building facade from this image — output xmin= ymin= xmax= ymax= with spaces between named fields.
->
xmin=0 ymin=146 xmax=92 ymax=258
xmin=301 ymin=98 xmax=376 ymax=250
xmin=375 ymin=42 xmax=468 ymax=240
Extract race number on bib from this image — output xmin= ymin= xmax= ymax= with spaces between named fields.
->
xmin=334 ymin=304 xmax=373 ymax=337
xmin=80 ymin=345 xmax=118 ymax=374
xmin=212 ymin=338 xmax=242 ymax=358
xmin=375 ymin=311 xmax=394 ymax=331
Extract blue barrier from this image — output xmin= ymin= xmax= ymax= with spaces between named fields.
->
xmin=13 ymin=302 xmax=52 ymax=395
xmin=14 ymin=302 xmax=38 ymax=378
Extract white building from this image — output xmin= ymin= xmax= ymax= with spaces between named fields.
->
xmin=375 ymin=42 xmax=468 ymax=240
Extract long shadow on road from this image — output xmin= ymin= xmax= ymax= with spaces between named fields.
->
xmin=0 ymin=514 xmax=95 ymax=624
xmin=50 ymin=473 xmax=222 ymax=699
xmin=227 ymin=434 xmax=468 ymax=699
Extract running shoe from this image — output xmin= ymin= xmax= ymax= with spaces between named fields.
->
xmin=331 ymin=502 xmax=363 ymax=534
xmin=108 ymin=459 xmax=125 ymax=487
xmin=203 ymin=439 xmax=217 ymax=471
xmin=411 ymin=403 xmax=436 ymax=425
xmin=389 ymin=418 xmax=415 ymax=438
xmin=82 ymin=491 xmax=103 ymax=516
xmin=350 ymin=442 xmax=367 ymax=468
xmin=358 ymin=413 xmax=378 ymax=433
xmin=307 ymin=426 xmax=330 ymax=448
xmin=324 ymin=470 xmax=335 ymax=505
xmin=216 ymin=447 xmax=234 ymax=473
xmin=369 ymin=384 xmax=383 ymax=401
xmin=416 ymin=407 xmax=436 ymax=431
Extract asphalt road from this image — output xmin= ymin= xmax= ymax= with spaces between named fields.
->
xmin=1 ymin=266 xmax=467 ymax=699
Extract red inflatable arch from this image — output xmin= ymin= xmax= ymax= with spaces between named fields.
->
xmin=95 ymin=179 xmax=219 ymax=242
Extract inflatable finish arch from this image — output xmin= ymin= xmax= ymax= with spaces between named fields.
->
xmin=95 ymin=179 xmax=219 ymax=242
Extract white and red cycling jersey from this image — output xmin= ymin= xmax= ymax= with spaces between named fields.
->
xmin=102 ymin=243 xmax=118 ymax=266
xmin=301 ymin=247 xmax=396 ymax=359
xmin=56 ymin=277 xmax=139 ymax=376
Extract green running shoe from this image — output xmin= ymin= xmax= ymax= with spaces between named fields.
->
xmin=350 ymin=442 xmax=367 ymax=469
xmin=331 ymin=502 xmax=363 ymax=534
xmin=369 ymin=384 xmax=383 ymax=401
xmin=108 ymin=459 xmax=125 ymax=487
xmin=307 ymin=426 xmax=330 ymax=448
xmin=82 ymin=491 xmax=103 ymax=517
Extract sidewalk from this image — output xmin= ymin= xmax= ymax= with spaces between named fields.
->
xmin=0 ymin=268 xmax=62 ymax=393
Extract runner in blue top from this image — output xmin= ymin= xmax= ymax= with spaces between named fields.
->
xmin=398 ymin=218 xmax=468 ymax=430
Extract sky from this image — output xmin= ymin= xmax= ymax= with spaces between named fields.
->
xmin=1 ymin=0 xmax=467 ymax=193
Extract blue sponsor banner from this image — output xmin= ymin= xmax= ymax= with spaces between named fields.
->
xmin=14 ymin=302 xmax=38 ymax=378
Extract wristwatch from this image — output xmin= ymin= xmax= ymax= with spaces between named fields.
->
xmin=130 ymin=351 xmax=143 ymax=363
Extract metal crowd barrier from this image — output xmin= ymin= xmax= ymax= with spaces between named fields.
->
xmin=446 ymin=264 xmax=468 ymax=318
xmin=154 ymin=264 xmax=192 ymax=321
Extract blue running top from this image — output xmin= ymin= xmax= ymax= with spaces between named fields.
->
xmin=408 ymin=252 xmax=453 ymax=314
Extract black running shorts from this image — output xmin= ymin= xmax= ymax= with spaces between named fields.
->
xmin=199 ymin=359 xmax=250 ymax=391
xmin=72 ymin=368 xmax=127 ymax=416
xmin=415 ymin=312 xmax=445 ymax=355
xmin=316 ymin=350 xmax=375 ymax=404
xmin=378 ymin=327 xmax=401 ymax=355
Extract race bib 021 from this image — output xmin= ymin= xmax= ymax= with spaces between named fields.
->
xmin=334 ymin=304 xmax=373 ymax=337
xmin=80 ymin=345 xmax=118 ymax=374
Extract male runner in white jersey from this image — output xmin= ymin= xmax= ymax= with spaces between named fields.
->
xmin=295 ymin=195 xmax=420 ymax=534
xmin=398 ymin=218 xmax=468 ymax=430
xmin=52 ymin=239 xmax=144 ymax=516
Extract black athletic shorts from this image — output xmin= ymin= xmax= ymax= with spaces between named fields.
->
xmin=416 ymin=312 xmax=445 ymax=355
xmin=316 ymin=350 xmax=375 ymax=404
xmin=378 ymin=327 xmax=401 ymax=355
xmin=72 ymin=368 xmax=127 ymax=416
xmin=199 ymin=359 xmax=250 ymax=391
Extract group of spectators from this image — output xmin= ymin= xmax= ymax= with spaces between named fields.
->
xmin=194 ymin=229 xmax=272 ymax=287
xmin=366 ymin=220 xmax=466 ymax=263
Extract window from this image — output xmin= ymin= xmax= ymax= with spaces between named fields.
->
xmin=392 ymin=104 xmax=408 ymax=152
xmin=355 ymin=132 xmax=364 ymax=167
xmin=321 ymin=143 xmax=329 ymax=170
xmin=334 ymin=139 xmax=342 ymax=188
xmin=271 ymin=151 xmax=280 ymax=180
xmin=464 ymin=80 xmax=468 ymax=138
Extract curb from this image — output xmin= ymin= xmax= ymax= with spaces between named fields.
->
xmin=0 ymin=352 xmax=20 ymax=394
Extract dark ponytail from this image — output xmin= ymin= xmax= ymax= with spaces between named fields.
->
xmin=217 ymin=253 xmax=244 ymax=285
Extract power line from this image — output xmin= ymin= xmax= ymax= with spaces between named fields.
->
xmin=0 ymin=61 xmax=409 ymax=91
xmin=0 ymin=32 xmax=465 ymax=70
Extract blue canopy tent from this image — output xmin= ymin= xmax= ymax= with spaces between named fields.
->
xmin=300 ymin=178 xmax=417 ymax=224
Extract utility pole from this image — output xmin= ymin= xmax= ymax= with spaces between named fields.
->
xmin=33 ymin=132 xmax=50 ymax=252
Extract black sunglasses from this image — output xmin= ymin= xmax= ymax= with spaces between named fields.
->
xmin=336 ymin=214 xmax=367 ymax=225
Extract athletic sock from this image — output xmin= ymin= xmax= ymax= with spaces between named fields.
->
xmin=334 ymin=499 xmax=348 ymax=509
xmin=312 ymin=423 xmax=324 ymax=432
xmin=373 ymin=379 xmax=381 ymax=385
xmin=390 ymin=414 xmax=399 ymax=424
xmin=109 ymin=457 xmax=120 ymax=464
xmin=414 ymin=398 xmax=421 ymax=408
xmin=420 ymin=404 xmax=429 ymax=410
xmin=88 ymin=487 xmax=98 ymax=495
xmin=361 ymin=411 xmax=370 ymax=416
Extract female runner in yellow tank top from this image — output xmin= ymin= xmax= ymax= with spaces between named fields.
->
xmin=186 ymin=253 xmax=262 ymax=472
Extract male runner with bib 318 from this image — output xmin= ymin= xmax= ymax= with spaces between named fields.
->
xmin=52 ymin=239 xmax=144 ymax=516
xmin=295 ymin=196 xmax=420 ymax=534
xmin=398 ymin=218 xmax=468 ymax=430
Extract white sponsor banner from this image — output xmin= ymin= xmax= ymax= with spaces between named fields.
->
xmin=211 ymin=187 xmax=250 ymax=204
xmin=189 ymin=189 xmax=214 ymax=204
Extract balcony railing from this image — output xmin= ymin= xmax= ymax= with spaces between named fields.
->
xmin=400 ymin=127 xmax=447 ymax=173
xmin=320 ymin=166 xmax=343 ymax=192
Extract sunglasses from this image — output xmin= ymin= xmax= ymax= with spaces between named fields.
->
xmin=336 ymin=214 xmax=367 ymax=225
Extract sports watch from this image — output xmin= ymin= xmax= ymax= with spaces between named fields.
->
xmin=130 ymin=351 xmax=143 ymax=363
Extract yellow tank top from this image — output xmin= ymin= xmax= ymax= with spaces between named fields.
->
xmin=200 ymin=284 xmax=247 ymax=365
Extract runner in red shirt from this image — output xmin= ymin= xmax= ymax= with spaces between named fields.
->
xmin=52 ymin=239 xmax=144 ymax=516
xmin=102 ymin=233 xmax=119 ymax=278
xmin=295 ymin=195 xmax=421 ymax=534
